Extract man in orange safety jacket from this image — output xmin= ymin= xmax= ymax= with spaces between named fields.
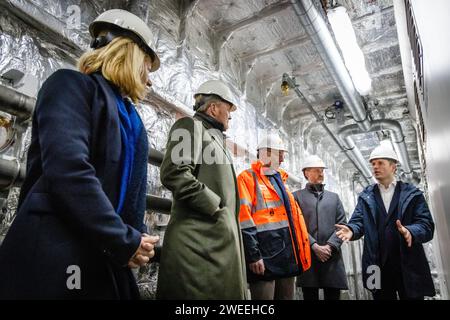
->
xmin=237 ymin=132 xmax=311 ymax=300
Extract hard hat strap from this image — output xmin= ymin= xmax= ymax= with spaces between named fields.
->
xmin=90 ymin=32 xmax=116 ymax=50
xmin=90 ymin=26 xmax=157 ymax=63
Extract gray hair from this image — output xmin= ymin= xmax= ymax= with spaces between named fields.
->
xmin=194 ymin=94 xmax=223 ymax=113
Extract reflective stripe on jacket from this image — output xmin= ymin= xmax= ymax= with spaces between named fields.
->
xmin=237 ymin=160 xmax=311 ymax=281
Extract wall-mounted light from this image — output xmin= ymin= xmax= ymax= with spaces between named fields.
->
xmin=281 ymin=80 xmax=290 ymax=96
xmin=327 ymin=6 xmax=372 ymax=95
xmin=333 ymin=100 xmax=345 ymax=124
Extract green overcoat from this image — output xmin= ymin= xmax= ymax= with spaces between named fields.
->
xmin=156 ymin=114 xmax=248 ymax=299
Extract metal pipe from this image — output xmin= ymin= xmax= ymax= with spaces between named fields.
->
xmin=349 ymin=177 xmax=362 ymax=300
xmin=369 ymin=119 xmax=413 ymax=176
xmin=350 ymin=243 xmax=361 ymax=300
xmin=341 ymin=135 xmax=376 ymax=183
xmin=0 ymin=84 xmax=35 ymax=119
xmin=336 ymin=123 xmax=374 ymax=182
xmin=148 ymin=147 xmax=165 ymax=166
xmin=283 ymin=73 xmax=371 ymax=185
xmin=290 ymin=0 xmax=371 ymax=131
xmin=0 ymin=157 xmax=173 ymax=213
xmin=0 ymin=157 xmax=25 ymax=190
xmin=338 ymin=119 xmax=414 ymax=181
xmin=146 ymin=194 xmax=172 ymax=215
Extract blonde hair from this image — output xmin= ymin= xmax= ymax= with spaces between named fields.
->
xmin=78 ymin=37 xmax=150 ymax=103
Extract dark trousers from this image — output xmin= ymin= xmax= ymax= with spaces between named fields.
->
xmin=301 ymin=287 xmax=341 ymax=300
xmin=249 ymin=277 xmax=295 ymax=300
xmin=372 ymin=263 xmax=424 ymax=300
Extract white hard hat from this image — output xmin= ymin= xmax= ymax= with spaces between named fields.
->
xmin=369 ymin=145 xmax=399 ymax=163
xmin=257 ymin=133 xmax=288 ymax=152
xmin=301 ymin=155 xmax=327 ymax=171
xmin=89 ymin=9 xmax=160 ymax=72
xmin=194 ymin=80 xmax=237 ymax=111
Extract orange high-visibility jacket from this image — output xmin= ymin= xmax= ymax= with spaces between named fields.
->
xmin=237 ymin=160 xmax=311 ymax=281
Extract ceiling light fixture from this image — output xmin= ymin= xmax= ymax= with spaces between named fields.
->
xmin=327 ymin=6 xmax=372 ymax=95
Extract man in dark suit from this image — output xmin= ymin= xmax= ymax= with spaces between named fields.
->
xmin=293 ymin=155 xmax=348 ymax=300
xmin=336 ymin=145 xmax=435 ymax=300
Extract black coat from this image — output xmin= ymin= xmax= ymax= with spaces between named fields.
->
xmin=293 ymin=186 xmax=348 ymax=289
xmin=0 ymin=69 xmax=144 ymax=299
xmin=347 ymin=181 xmax=436 ymax=298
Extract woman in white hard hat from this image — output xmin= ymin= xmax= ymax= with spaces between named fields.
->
xmin=0 ymin=9 xmax=160 ymax=299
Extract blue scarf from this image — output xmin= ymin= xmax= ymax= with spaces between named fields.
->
xmin=270 ymin=172 xmax=301 ymax=265
xmin=268 ymin=173 xmax=292 ymax=217
xmin=114 ymin=92 xmax=144 ymax=216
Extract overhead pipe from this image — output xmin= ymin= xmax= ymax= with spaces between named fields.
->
xmin=336 ymin=129 xmax=376 ymax=183
xmin=0 ymin=84 xmax=35 ymax=119
xmin=338 ymin=119 xmax=414 ymax=181
xmin=366 ymin=120 xmax=413 ymax=177
xmin=283 ymin=73 xmax=371 ymax=185
xmin=290 ymin=0 xmax=371 ymax=131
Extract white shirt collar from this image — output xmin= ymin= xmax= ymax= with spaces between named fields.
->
xmin=378 ymin=178 xmax=397 ymax=191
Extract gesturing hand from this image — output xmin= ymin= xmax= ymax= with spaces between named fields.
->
xmin=128 ymin=234 xmax=160 ymax=268
xmin=396 ymin=220 xmax=412 ymax=248
xmin=335 ymin=224 xmax=353 ymax=242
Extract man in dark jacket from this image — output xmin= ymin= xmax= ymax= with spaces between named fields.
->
xmin=293 ymin=155 xmax=348 ymax=300
xmin=336 ymin=145 xmax=435 ymax=300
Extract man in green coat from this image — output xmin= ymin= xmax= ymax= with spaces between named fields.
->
xmin=156 ymin=80 xmax=248 ymax=299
